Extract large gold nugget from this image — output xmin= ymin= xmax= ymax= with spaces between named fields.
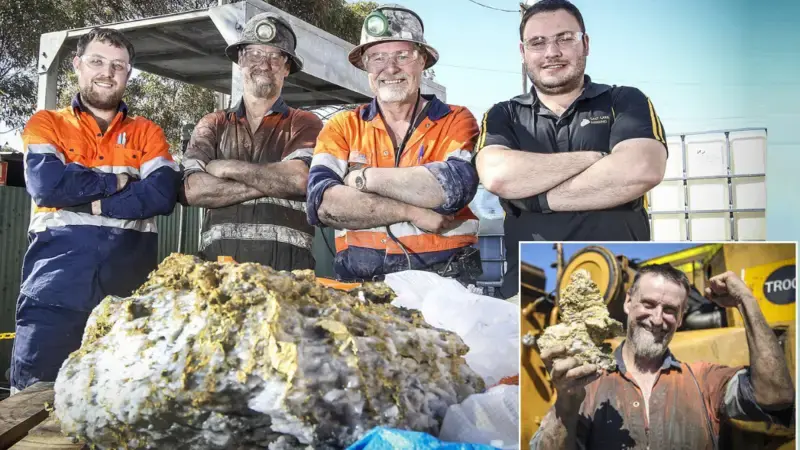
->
xmin=54 ymin=254 xmax=485 ymax=450
xmin=537 ymin=269 xmax=624 ymax=370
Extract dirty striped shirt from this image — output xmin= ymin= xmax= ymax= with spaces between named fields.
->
xmin=531 ymin=342 xmax=794 ymax=450
xmin=183 ymin=97 xmax=323 ymax=270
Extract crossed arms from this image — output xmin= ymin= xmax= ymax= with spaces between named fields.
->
xmin=23 ymin=112 xmax=179 ymax=219
xmin=305 ymin=108 xmax=480 ymax=232
xmin=181 ymin=113 xmax=320 ymax=208
xmin=475 ymin=87 xmax=668 ymax=213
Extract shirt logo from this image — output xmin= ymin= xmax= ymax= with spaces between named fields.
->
xmin=581 ymin=115 xmax=611 ymax=127
xmin=348 ymin=151 xmax=368 ymax=165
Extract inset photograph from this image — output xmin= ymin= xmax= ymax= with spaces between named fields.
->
xmin=520 ymin=242 xmax=796 ymax=449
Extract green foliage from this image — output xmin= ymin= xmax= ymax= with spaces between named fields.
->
xmin=1 ymin=0 xmax=377 ymax=151
xmin=125 ymin=73 xmax=217 ymax=155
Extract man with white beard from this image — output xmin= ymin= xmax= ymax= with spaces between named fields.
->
xmin=306 ymin=4 xmax=482 ymax=283
xmin=12 ymin=28 xmax=180 ymax=392
xmin=532 ymin=264 xmax=795 ymax=450
xmin=182 ymin=13 xmax=323 ymax=270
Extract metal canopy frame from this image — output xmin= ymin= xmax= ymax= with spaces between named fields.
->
xmin=35 ymin=0 xmax=446 ymax=111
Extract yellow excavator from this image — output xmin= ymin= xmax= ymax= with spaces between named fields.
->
xmin=520 ymin=243 xmax=796 ymax=449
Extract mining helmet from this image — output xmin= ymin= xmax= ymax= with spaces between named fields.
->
xmin=225 ymin=12 xmax=303 ymax=74
xmin=347 ymin=4 xmax=439 ymax=71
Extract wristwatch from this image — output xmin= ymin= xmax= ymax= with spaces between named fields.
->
xmin=354 ymin=168 xmax=368 ymax=191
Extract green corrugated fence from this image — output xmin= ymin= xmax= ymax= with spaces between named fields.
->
xmin=0 ymin=189 xmax=205 ymax=382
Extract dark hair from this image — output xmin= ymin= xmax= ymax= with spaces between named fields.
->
xmin=628 ymin=264 xmax=691 ymax=301
xmin=519 ymin=0 xmax=586 ymax=41
xmin=76 ymin=28 xmax=136 ymax=63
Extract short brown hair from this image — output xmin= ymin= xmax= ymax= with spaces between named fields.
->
xmin=520 ymin=0 xmax=586 ymax=41
xmin=76 ymin=28 xmax=136 ymax=63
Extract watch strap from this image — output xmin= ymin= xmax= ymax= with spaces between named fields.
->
xmin=537 ymin=192 xmax=553 ymax=214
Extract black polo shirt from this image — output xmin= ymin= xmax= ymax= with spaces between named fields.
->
xmin=476 ymin=75 xmax=667 ymax=297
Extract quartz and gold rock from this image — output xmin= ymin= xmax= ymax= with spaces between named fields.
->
xmin=53 ymin=254 xmax=485 ymax=449
xmin=536 ymin=269 xmax=624 ymax=370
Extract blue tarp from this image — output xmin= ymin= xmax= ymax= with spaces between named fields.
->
xmin=347 ymin=427 xmax=501 ymax=450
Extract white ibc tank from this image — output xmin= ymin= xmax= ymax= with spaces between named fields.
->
xmin=648 ymin=128 xmax=767 ymax=241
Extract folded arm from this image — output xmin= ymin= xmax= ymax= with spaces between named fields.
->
xmin=206 ymin=159 xmax=308 ymax=198
xmin=98 ymin=167 xmax=179 ymax=219
xmin=349 ymin=166 xmax=443 ymax=208
xmin=305 ymin=150 xmax=413 ymax=230
xmin=545 ymin=138 xmax=666 ymax=211
xmin=183 ymin=172 xmax=263 ymax=209
xmin=544 ymin=86 xmax=669 ymax=211
xmin=315 ymin=184 xmax=416 ymax=229
xmin=180 ymin=112 xmax=264 ymax=209
xmin=476 ymin=145 xmax=603 ymax=199
xmin=347 ymin=157 xmax=479 ymax=215
xmin=22 ymin=113 xmax=118 ymax=207
xmin=96 ymin=126 xmax=180 ymax=219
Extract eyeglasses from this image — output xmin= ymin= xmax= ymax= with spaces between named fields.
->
xmin=240 ymin=49 xmax=288 ymax=67
xmin=523 ymin=31 xmax=585 ymax=53
xmin=79 ymin=54 xmax=131 ymax=74
xmin=363 ymin=49 xmax=421 ymax=73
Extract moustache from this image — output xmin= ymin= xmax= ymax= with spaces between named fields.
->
xmin=250 ymin=69 xmax=275 ymax=76
xmin=638 ymin=322 xmax=669 ymax=339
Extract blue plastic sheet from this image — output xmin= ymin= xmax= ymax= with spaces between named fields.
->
xmin=346 ymin=427 xmax=501 ymax=450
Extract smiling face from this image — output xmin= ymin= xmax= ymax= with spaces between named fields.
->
xmin=73 ymin=39 xmax=131 ymax=111
xmin=623 ymin=273 xmax=688 ymax=361
xmin=364 ymin=41 xmax=425 ymax=104
xmin=239 ymin=44 xmax=290 ymax=100
xmin=520 ymin=8 xmax=589 ymax=95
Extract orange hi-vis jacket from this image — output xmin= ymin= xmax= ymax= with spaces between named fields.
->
xmin=306 ymin=95 xmax=481 ymax=281
xmin=19 ymin=95 xmax=180 ymax=312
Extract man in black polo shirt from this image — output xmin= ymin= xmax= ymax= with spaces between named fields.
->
xmin=474 ymin=0 xmax=667 ymax=297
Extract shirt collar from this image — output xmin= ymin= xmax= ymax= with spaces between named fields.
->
xmin=359 ymin=93 xmax=452 ymax=122
xmin=71 ymin=93 xmax=128 ymax=119
xmin=510 ymin=75 xmax=611 ymax=107
xmin=613 ymin=340 xmax=682 ymax=375
xmin=230 ymin=96 xmax=290 ymax=119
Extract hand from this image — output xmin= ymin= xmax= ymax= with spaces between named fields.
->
xmin=540 ymin=343 xmax=601 ymax=405
xmin=705 ymin=271 xmax=752 ymax=308
xmin=409 ymin=207 xmax=455 ymax=234
xmin=343 ymin=169 xmax=360 ymax=189
xmin=116 ymin=173 xmax=131 ymax=192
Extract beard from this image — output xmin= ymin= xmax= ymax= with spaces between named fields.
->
xmin=372 ymin=76 xmax=416 ymax=103
xmin=527 ymin=55 xmax=587 ymax=96
xmin=627 ymin=320 xmax=674 ymax=363
xmin=79 ymin=77 xmax=125 ymax=111
xmin=245 ymin=70 xmax=279 ymax=99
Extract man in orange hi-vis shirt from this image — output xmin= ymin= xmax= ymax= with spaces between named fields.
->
xmin=306 ymin=4 xmax=482 ymax=284
xmin=11 ymin=28 xmax=180 ymax=392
